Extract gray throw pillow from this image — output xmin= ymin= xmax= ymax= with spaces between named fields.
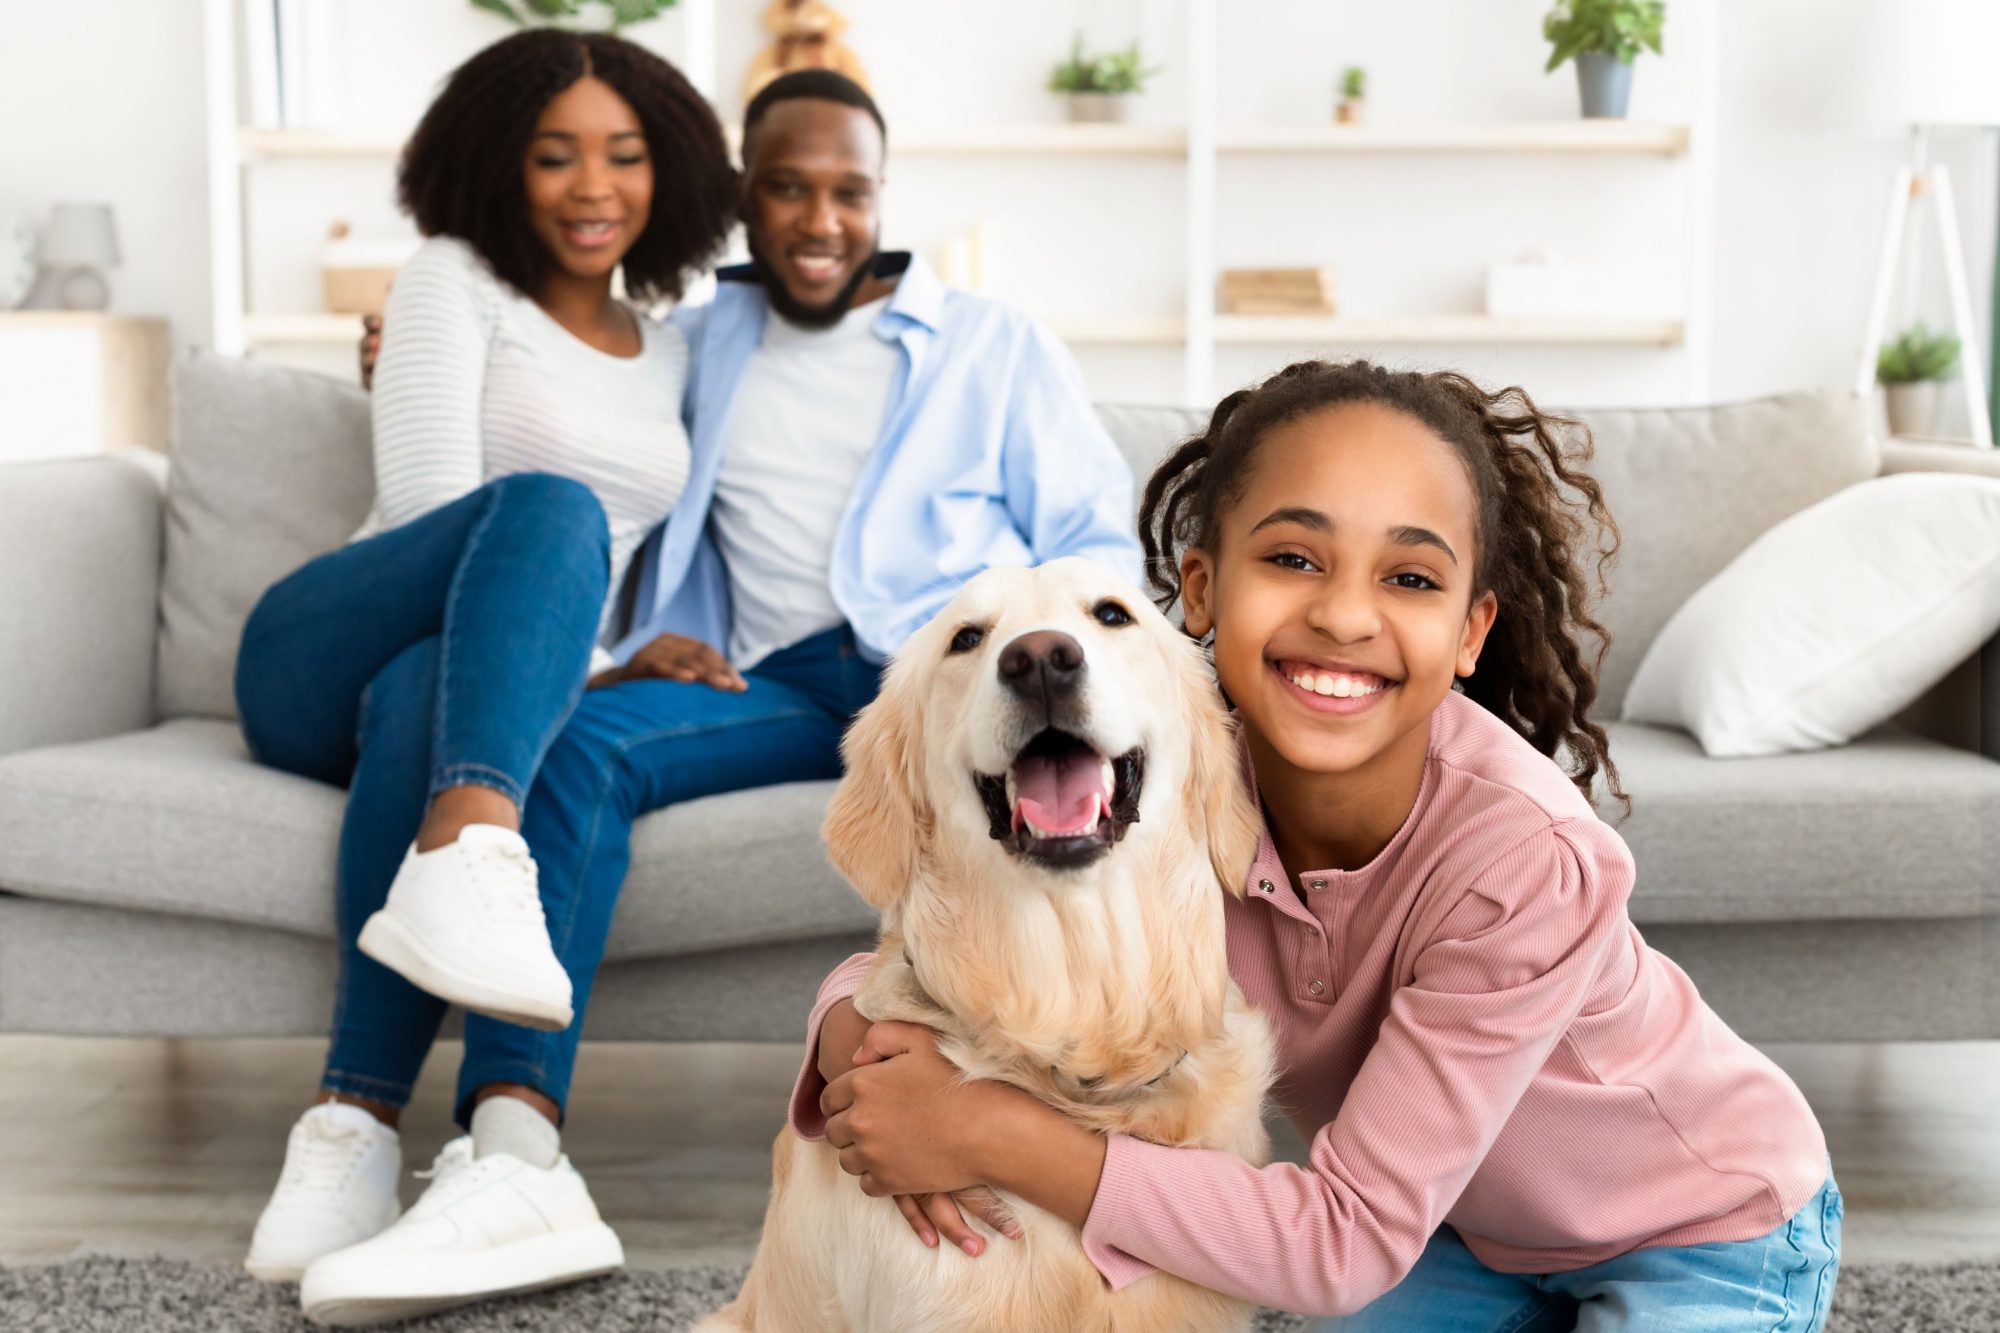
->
xmin=157 ymin=352 xmax=375 ymax=721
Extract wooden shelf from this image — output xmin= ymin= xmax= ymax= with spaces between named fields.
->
xmin=1213 ymin=314 xmax=1685 ymax=346
xmin=241 ymin=121 xmax=1688 ymax=161
xmin=245 ymin=311 xmax=1683 ymax=348
xmin=245 ymin=310 xmax=1186 ymax=347
xmin=244 ymin=313 xmax=364 ymax=343
xmin=1218 ymin=121 xmax=1689 ymax=155
xmin=1047 ymin=315 xmax=1186 ymax=344
xmin=239 ymin=130 xmax=405 ymax=158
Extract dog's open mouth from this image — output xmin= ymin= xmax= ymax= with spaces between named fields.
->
xmin=975 ymin=730 xmax=1145 ymax=868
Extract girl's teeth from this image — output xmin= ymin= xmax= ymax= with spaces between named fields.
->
xmin=1287 ymin=666 xmax=1386 ymax=699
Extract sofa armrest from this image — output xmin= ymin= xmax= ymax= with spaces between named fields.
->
xmin=0 ymin=454 xmax=163 ymax=757
xmin=1879 ymin=441 xmax=2000 ymax=760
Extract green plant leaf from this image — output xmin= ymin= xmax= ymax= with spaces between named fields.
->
xmin=470 ymin=0 xmax=525 ymax=22
xmin=608 ymin=0 xmax=671 ymax=27
xmin=1544 ymin=0 xmax=1665 ymax=70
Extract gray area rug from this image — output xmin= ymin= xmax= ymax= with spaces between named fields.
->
xmin=2 ymin=1256 xmax=1995 ymax=1330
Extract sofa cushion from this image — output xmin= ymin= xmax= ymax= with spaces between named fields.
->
xmin=1623 ymin=473 xmax=2000 ymax=757
xmin=3 ymin=717 xmax=1992 ymax=936
xmin=1096 ymin=400 xmax=1205 ymax=484
xmin=0 ymin=719 xmax=875 ymax=958
xmin=159 ymin=353 xmax=375 ymax=721
xmin=157 ymin=353 xmax=1873 ymax=725
xmin=1595 ymin=721 xmax=2000 ymax=923
xmin=1574 ymin=391 xmax=1878 ymax=714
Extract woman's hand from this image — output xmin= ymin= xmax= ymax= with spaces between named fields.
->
xmin=588 ymin=633 xmax=746 ymax=692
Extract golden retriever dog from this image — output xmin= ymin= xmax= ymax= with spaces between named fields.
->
xmin=698 ymin=557 xmax=1275 ymax=1333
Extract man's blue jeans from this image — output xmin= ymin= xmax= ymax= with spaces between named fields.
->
xmin=237 ymin=473 xmax=880 ymax=1124
xmin=1313 ymin=1168 xmax=1842 ymax=1332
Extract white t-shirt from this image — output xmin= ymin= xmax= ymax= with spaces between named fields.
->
xmin=358 ymin=237 xmax=692 ymax=648
xmin=710 ymin=298 xmax=897 ymax=669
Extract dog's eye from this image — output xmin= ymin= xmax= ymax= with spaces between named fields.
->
xmin=948 ymin=625 xmax=986 ymax=655
xmin=1092 ymin=600 xmax=1134 ymax=628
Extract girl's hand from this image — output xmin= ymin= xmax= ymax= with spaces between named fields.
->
xmin=821 ymin=1021 xmax=1028 ymax=1207
xmin=816 ymin=1007 xmax=1024 ymax=1254
xmin=893 ymin=1188 xmax=1023 ymax=1256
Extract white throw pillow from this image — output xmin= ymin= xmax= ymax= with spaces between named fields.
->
xmin=1621 ymin=472 xmax=2000 ymax=757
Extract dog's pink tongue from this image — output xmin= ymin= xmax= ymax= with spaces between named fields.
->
xmin=1013 ymin=750 xmax=1108 ymax=835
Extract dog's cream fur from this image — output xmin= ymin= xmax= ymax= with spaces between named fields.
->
xmin=698 ymin=559 xmax=1275 ymax=1333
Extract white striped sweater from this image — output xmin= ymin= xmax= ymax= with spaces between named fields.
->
xmin=354 ymin=236 xmax=691 ymax=648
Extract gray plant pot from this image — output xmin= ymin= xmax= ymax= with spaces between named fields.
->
xmin=1066 ymin=92 xmax=1129 ymax=124
xmin=1576 ymin=50 xmax=1634 ymax=119
xmin=1884 ymin=381 xmax=1943 ymax=438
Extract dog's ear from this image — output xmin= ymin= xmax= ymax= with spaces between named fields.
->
xmin=822 ymin=669 xmax=924 ymax=911
xmin=1181 ymin=646 xmax=1262 ymax=895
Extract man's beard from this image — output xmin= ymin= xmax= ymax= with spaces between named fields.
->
xmin=747 ymin=231 xmax=880 ymax=331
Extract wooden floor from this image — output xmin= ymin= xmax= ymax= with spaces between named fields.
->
xmin=1 ymin=1036 xmax=1995 ymax=1273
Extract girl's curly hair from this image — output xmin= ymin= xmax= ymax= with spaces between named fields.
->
xmin=399 ymin=29 xmax=736 ymax=306
xmin=1139 ymin=358 xmax=1628 ymax=814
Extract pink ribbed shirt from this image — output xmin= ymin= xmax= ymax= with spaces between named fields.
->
xmin=790 ymin=691 xmax=1830 ymax=1317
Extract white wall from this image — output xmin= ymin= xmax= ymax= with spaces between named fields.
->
xmin=1 ymin=0 xmax=1991 ymax=416
xmin=0 ymin=0 xmax=214 ymax=353
xmin=1708 ymin=0 xmax=1994 ymax=437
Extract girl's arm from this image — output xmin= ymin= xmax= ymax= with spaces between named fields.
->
xmin=827 ymin=826 xmax=1629 ymax=1320
xmin=367 ymin=240 xmax=494 ymax=530
xmin=1071 ymin=827 xmax=1623 ymax=1317
xmin=787 ymin=952 xmax=877 ymax=1140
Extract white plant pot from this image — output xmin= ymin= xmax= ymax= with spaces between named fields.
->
xmin=1066 ymin=92 xmax=1129 ymax=124
xmin=1883 ymin=381 xmax=1943 ymax=437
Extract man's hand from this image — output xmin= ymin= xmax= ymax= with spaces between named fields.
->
xmin=588 ymin=633 xmax=746 ymax=693
xmin=359 ymin=314 xmax=381 ymax=390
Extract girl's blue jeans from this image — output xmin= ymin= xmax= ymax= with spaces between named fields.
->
xmin=235 ymin=473 xmax=879 ymax=1127
xmin=1315 ymin=1167 xmax=1842 ymax=1332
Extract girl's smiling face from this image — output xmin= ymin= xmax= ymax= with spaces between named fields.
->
xmin=1180 ymin=401 xmax=1497 ymax=783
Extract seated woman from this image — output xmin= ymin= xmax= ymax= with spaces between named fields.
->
xmin=232 ymin=29 xmax=733 ymax=1321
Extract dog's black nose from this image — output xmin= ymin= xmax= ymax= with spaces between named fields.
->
xmin=998 ymin=630 xmax=1085 ymax=699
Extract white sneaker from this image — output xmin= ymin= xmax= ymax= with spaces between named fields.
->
xmin=245 ymin=1104 xmax=401 ymax=1282
xmin=357 ymin=825 xmax=574 ymax=1031
xmin=299 ymin=1137 xmax=623 ymax=1327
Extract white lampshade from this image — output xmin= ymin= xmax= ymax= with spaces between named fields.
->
xmin=41 ymin=202 xmax=119 ymax=269
xmin=1845 ymin=0 xmax=2000 ymax=128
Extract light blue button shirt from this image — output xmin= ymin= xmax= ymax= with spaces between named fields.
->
xmin=612 ymin=253 xmax=1143 ymax=665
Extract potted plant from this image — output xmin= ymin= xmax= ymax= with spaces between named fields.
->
xmin=1048 ymin=32 xmax=1160 ymax=124
xmin=1877 ymin=323 xmax=1963 ymax=437
xmin=1542 ymin=0 xmax=1665 ymax=119
xmin=471 ymin=0 xmax=675 ymax=29
xmin=1336 ymin=65 xmax=1367 ymax=125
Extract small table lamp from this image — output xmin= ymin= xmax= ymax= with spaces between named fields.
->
xmin=41 ymin=203 xmax=120 ymax=312
xmin=1848 ymin=0 xmax=2000 ymax=447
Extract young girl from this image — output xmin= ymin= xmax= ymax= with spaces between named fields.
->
xmin=798 ymin=360 xmax=1841 ymax=1329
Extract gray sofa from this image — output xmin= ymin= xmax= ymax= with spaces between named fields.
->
xmin=2 ymin=355 xmax=1995 ymax=1046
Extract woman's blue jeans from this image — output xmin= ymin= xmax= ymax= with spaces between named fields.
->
xmin=235 ymin=472 xmax=882 ymax=1126
xmin=236 ymin=473 xmax=609 ymax=1115
xmin=1314 ymin=1168 xmax=1843 ymax=1332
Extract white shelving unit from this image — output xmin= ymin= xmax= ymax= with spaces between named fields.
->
xmin=204 ymin=0 xmax=1717 ymax=404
